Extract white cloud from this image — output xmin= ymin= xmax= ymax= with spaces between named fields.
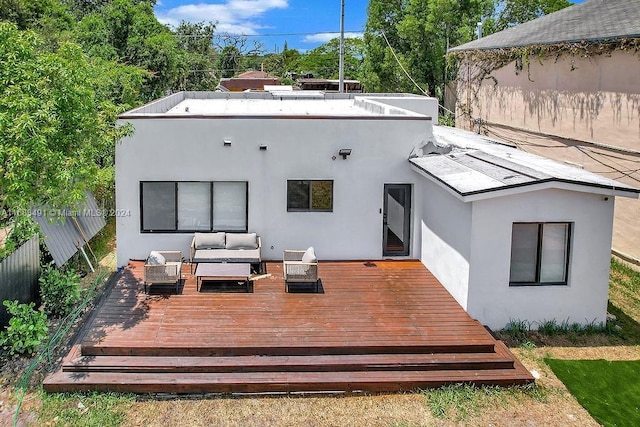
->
xmin=302 ymin=32 xmax=363 ymax=43
xmin=156 ymin=0 xmax=289 ymax=34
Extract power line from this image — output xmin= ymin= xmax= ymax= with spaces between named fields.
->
xmin=175 ymin=30 xmax=363 ymax=39
xmin=483 ymin=125 xmax=640 ymax=184
xmin=379 ymin=30 xmax=429 ymax=97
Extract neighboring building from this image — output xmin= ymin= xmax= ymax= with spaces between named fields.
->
xmin=219 ymin=70 xmax=280 ymax=92
xmin=116 ymin=91 xmax=638 ymax=329
xmin=449 ymin=0 xmax=640 ymax=263
xmin=298 ymin=78 xmax=362 ymax=93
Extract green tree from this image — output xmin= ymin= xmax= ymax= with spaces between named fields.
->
xmin=298 ymin=38 xmax=364 ymax=80
xmin=173 ymin=21 xmax=218 ymax=90
xmin=495 ymin=0 xmax=572 ymax=31
xmin=218 ymin=45 xmax=242 ymax=78
xmin=73 ymin=0 xmax=180 ymax=100
xmin=363 ymin=0 xmax=494 ymax=98
xmin=362 ymin=0 xmax=408 ymax=92
xmin=262 ymin=46 xmax=302 ymax=78
xmin=0 ymin=0 xmax=68 ymax=30
xmin=0 ymin=23 xmax=133 ymax=214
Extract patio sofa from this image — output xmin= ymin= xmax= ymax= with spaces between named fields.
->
xmin=190 ymin=232 xmax=262 ymax=273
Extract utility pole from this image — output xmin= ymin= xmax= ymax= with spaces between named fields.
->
xmin=339 ymin=0 xmax=345 ymax=93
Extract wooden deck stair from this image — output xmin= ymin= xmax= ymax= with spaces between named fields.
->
xmin=44 ymin=261 xmax=533 ymax=393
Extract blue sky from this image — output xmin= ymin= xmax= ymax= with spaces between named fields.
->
xmin=155 ymin=0 xmax=369 ymax=53
xmin=155 ymin=0 xmax=584 ymax=54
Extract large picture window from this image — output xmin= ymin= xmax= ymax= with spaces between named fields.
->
xmin=141 ymin=181 xmax=248 ymax=232
xmin=287 ymin=180 xmax=333 ymax=212
xmin=509 ymin=222 xmax=571 ymax=286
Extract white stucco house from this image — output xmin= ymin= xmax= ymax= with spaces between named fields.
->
xmin=116 ymin=91 xmax=639 ymax=329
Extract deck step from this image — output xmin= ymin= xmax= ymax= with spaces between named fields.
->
xmin=43 ymin=368 xmax=534 ymax=394
xmin=63 ymin=352 xmax=515 ymax=374
xmin=79 ymin=343 xmax=497 ymax=357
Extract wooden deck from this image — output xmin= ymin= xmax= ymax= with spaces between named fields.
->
xmin=44 ymin=260 xmax=533 ymax=393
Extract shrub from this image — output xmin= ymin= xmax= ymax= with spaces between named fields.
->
xmin=39 ymin=265 xmax=81 ymax=317
xmin=0 ymin=300 xmax=48 ymax=356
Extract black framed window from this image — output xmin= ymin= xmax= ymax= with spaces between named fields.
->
xmin=141 ymin=182 xmax=176 ymax=232
xmin=287 ymin=180 xmax=333 ymax=212
xmin=140 ymin=181 xmax=248 ymax=233
xmin=509 ymin=222 xmax=571 ymax=286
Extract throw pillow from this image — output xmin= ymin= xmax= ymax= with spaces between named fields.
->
xmin=194 ymin=232 xmax=226 ymax=249
xmin=226 ymin=233 xmax=258 ymax=249
xmin=301 ymin=246 xmax=317 ymax=263
xmin=147 ymin=251 xmax=166 ymax=265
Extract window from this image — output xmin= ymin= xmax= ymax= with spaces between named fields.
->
xmin=141 ymin=181 xmax=248 ymax=232
xmin=141 ymin=182 xmax=176 ymax=232
xmin=287 ymin=180 xmax=333 ymax=212
xmin=509 ymin=222 xmax=571 ymax=286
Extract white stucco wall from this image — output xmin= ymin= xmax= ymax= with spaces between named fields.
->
xmin=116 ymin=116 xmax=430 ymax=266
xmin=417 ymin=178 xmax=472 ymax=308
xmin=369 ymin=97 xmax=439 ymax=124
xmin=467 ymin=189 xmax=615 ymax=330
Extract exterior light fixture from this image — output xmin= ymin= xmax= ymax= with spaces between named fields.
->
xmin=259 ymin=144 xmax=268 ymax=151
xmin=339 ymin=148 xmax=352 ymax=159
xmin=223 ymin=139 xmax=232 ymax=147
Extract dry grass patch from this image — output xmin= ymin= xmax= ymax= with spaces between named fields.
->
xmin=119 ymin=380 xmax=599 ymax=427
xmin=123 ymin=394 xmax=432 ymax=427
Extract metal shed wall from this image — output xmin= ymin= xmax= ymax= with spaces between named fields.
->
xmin=0 ymin=234 xmax=40 ymax=326
xmin=33 ymin=193 xmax=106 ymax=267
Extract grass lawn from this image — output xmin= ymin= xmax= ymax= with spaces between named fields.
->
xmin=37 ymin=391 xmax=135 ymax=427
xmin=546 ymin=359 xmax=640 ymax=427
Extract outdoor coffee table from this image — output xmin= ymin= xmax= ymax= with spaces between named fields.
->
xmin=195 ymin=263 xmax=252 ymax=292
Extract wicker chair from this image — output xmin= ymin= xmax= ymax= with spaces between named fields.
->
xmin=144 ymin=251 xmax=183 ymax=294
xmin=283 ymin=248 xmax=320 ymax=293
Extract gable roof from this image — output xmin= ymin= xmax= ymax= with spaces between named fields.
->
xmin=450 ymin=0 xmax=640 ymax=52
xmin=410 ymin=126 xmax=640 ymax=201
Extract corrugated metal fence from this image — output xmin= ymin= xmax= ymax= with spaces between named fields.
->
xmin=0 ymin=234 xmax=40 ymax=327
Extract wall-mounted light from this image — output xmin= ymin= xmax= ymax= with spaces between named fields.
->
xmin=259 ymin=144 xmax=268 ymax=151
xmin=339 ymin=148 xmax=352 ymax=159
xmin=223 ymin=139 xmax=232 ymax=147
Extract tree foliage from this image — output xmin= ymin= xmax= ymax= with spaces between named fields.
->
xmin=363 ymin=0 xmax=494 ymax=97
xmin=0 ymin=23 xmax=134 ymax=212
xmin=218 ymin=45 xmax=242 ymax=78
xmin=494 ymin=0 xmax=572 ymax=31
xmin=174 ymin=21 xmax=218 ymax=90
xmin=73 ymin=0 xmax=180 ymax=100
xmin=298 ymin=38 xmax=365 ymax=80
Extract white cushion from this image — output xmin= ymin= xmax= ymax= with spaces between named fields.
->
xmin=226 ymin=233 xmax=258 ymax=249
xmin=194 ymin=232 xmax=226 ymax=249
xmin=301 ymin=246 xmax=317 ymax=263
xmin=147 ymin=251 xmax=166 ymax=265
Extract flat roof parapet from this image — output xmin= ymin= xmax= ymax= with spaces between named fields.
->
xmin=119 ymin=91 xmax=433 ymax=120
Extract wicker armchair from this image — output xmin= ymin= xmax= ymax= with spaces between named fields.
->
xmin=283 ymin=249 xmax=320 ymax=293
xmin=144 ymin=251 xmax=183 ymax=294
